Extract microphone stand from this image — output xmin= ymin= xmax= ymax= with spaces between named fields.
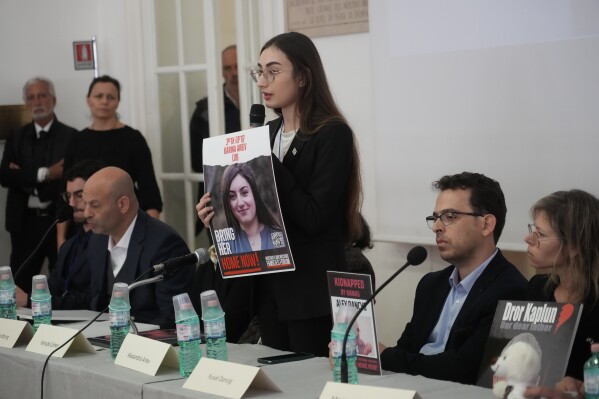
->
xmin=340 ymin=261 xmax=413 ymax=383
xmin=14 ymin=205 xmax=73 ymax=283
xmin=127 ymin=275 xmax=164 ymax=334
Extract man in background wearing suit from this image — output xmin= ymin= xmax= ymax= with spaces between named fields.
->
xmin=190 ymin=45 xmax=240 ymax=238
xmin=0 ymin=77 xmax=76 ymax=291
xmin=380 ymin=172 xmax=527 ymax=384
xmin=83 ymin=166 xmax=193 ymax=328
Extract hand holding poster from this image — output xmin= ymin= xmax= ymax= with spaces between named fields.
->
xmin=203 ymin=127 xmax=295 ymax=278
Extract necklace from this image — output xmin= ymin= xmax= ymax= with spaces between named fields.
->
xmin=249 ymin=235 xmax=261 ymax=248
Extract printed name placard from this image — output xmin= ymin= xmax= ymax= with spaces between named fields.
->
xmin=25 ymin=324 xmax=96 ymax=357
xmin=114 ymin=333 xmax=178 ymax=375
xmin=183 ymin=357 xmax=281 ymax=399
xmin=319 ymin=382 xmax=421 ymax=399
xmin=0 ymin=318 xmax=34 ymax=348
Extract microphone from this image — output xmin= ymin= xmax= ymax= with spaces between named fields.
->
xmin=340 ymin=245 xmax=427 ymax=383
xmin=13 ymin=205 xmax=75 ymax=283
xmin=152 ymin=248 xmax=211 ymax=275
xmin=249 ymin=104 xmax=265 ymax=127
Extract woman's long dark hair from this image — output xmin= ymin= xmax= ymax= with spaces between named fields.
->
xmin=220 ymin=163 xmax=281 ymax=233
xmin=261 ymin=32 xmax=363 ymax=243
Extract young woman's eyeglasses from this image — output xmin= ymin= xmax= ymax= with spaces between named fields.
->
xmin=425 ymin=211 xmax=484 ymax=229
xmin=249 ymin=68 xmax=290 ymax=83
xmin=61 ymin=190 xmax=84 ymax=203
xmin=527 ymin=224 xmax=559 ymax=248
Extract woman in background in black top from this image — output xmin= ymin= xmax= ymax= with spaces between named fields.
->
xmin=64 ymin=75 xmax=162 ymax=218
xmin=523 ymin=189 xmax=599 ymax=398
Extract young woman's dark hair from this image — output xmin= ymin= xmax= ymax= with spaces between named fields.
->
xmin=260 ymin=32 xmax=363 ymax=244
xmin=220 ymin=163 xmax=281 ymax=233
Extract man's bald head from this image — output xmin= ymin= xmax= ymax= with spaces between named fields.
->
xmin=83 ymin=167 xmax=139 ymax=242
xmin=90 ymin=166 xmax=136 ymax=201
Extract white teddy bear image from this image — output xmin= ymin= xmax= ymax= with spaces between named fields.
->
xmin=491 ymin=333 xmax=542 ymax=399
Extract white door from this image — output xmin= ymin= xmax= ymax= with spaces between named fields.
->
xmin=140 ymin=0 xmax=275 ymax=250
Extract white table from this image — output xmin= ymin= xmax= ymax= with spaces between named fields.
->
xmin=0 ymin=342 xmax=495 ymax=399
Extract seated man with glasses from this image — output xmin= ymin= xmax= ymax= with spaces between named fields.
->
xmin=380 ymin=172 xmax=527 ymax=384
xmin=16 ymin=160 xmax=104 ymax=310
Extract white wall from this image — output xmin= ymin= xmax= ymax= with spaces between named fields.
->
xmin=310 ymin=33 xmax=430 ymax=344
xmin=369 ymin=1 xmax=599 ymax=250
xmin=0 ymin=0 xmax=138 ymax=130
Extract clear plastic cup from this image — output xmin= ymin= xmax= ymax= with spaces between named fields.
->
xmin=110 ymin=282 xmax=130 ymax=306
xmin=173 ymin=293 xmax=198 ymax=321
xmin=31 ymin=275 xmax=50 ymax=299
xmin=199 ymin=290 xmax=223 ymax=315
xmin=0 ymin=266 xmax=15 ymax=284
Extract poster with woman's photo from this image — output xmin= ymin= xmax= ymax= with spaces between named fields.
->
xmin=203 ymin=126 xmax=295 ymax=278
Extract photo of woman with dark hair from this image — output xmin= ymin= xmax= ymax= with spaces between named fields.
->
xmin=220 ymin=162 xmax=283 ymax=254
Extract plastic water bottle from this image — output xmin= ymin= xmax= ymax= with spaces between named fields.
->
xmin=0 ymin=266 xmax=17 ymax=320
xmin=109 ymin=283 xmax=130 ymax=359
xmin=31 ymin=275 xmax=52 ymax=331
xmin=173 ymin=293 xmax=202 ymax=377
xmin=584 ymin=343 xmax=599 ymax=399
xmin=331 ymin=305 xmax=358 ymax=384
xmin=200 ymin=290 xmax=228 ymax=361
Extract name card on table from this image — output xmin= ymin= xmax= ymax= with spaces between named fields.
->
xmin=320 ymin=382 xmax=422 ymax=399
xmin=183 ymin=357 xmax=281 ymax=399
xmin=114 ymin=333 xmax=178 ymax=376
xmin=26 ymin=324 xmax=96 ymax=357
xmin=0 ymin=318 xmax=34 ymax=348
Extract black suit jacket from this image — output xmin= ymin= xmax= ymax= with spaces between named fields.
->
xmin=380 ymin=250 xmax=527 ymax=384
xmin=258 ymin=118 xmax=353 ymax=320
xmin=0 ymin=118 xmax=75 ymax=232
xmin=88 ymin=211 xmax=193 ymax=328
xmin=48 ymin=227 xmax=92 ymax=310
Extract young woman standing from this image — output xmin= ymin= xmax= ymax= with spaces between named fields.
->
xmin=198 ymin=32 xmax=363 ymax=356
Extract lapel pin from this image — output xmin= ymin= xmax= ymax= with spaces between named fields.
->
xmin=292 ymin=148 xmax=297 ymax=156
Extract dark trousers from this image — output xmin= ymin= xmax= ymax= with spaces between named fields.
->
xmin=257 ymin=288 xmax=332 ymax=357
xmin=10 ymin=210 xmax=57 ymax=292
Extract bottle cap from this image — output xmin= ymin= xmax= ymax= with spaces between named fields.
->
xmin=172 ymin=293 xmax=197 ymax=320
xmin=31 ymin=275 xmax=50 ymax=298
xmin=0 ymin=266 xmax=15 ymax=284
xmin=109 ymin=282 xmax=130 ymax=306
xmin=591 ymin=343 xmax=599 ymax=353
xmin=200 ymin=289 xmax=223 ymax=316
